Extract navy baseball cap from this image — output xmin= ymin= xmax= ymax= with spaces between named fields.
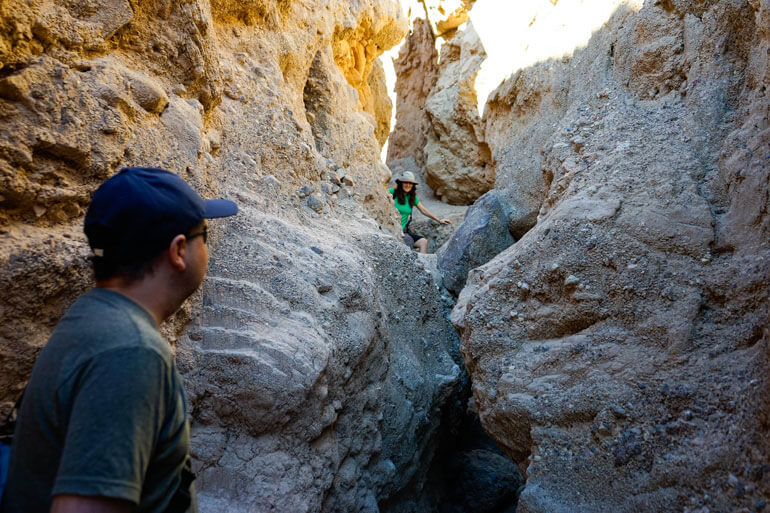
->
xmin=84 ymin=167 xmax=238 ymax=262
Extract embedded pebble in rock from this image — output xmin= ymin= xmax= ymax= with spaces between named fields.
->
xmin=299 ymin=185 xmax=316 ymax=198
xmin=306 ymin=193 xmax=325 ymax=213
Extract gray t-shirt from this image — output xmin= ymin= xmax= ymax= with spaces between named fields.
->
xmin=1 ymin=288 xmax=196 ymax=513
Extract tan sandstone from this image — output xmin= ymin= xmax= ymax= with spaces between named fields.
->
xmin=424 ymin=22 xmax=494 ymax=205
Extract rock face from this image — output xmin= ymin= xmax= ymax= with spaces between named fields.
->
xmin=425 ymin=23 xmax=494 ymax=205
xmin=183 ymin=215 xmax=462 ymax=511
xmin=483 ymin=56 xmax=570 ymax=239
xmin=387 ymin=18 xmax=439 ymax=173
xmin=0 ymin=0 xmax=473 ymax=510
xmin=453 ymin=1 xmax=770 ymax=511
xmin=367 ymin=59 xmax=394 ymax=148
xmin=436 ymin=189 xmax=514 ymax=296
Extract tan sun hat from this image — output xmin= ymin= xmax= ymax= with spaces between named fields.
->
xmin=395 ymin=171 xmax=419 ymax=184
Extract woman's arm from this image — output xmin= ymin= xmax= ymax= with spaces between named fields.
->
xmin=51 ymin=495 xmax=132 ymax=513
xmin=416 ymin=203 xmax=452 ymax=225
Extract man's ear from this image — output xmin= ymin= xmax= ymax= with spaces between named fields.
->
xmin=167 ymin=234 xmax=187 ymax=271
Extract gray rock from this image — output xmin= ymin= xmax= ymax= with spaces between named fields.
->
xmin=306 ymin=193 xmax=324 ymax=212
xmin=298 ymin=185 xmax=315 ymax=198
xmin=449 ymin=449 xmax=523 ymax=513
xmin=437 ymin=189 xmax=515 ymax=295
xmin=321 ymin=183 xmax=339 ymax=195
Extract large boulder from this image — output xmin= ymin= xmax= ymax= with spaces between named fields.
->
xmin=181 ymin=213 xmax=462 ymax=511
xmin=436 ymin=189 xmax=514 ymax=296
xmin=424 ymin=22 xmax=494 ymax=205
xmin=0 ymin=0 xmax=471 ymax=510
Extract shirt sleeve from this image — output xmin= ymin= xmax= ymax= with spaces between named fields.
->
xmin=415 ymin=195 xmax=419 ymax=206
xmin=53 ymin=347 xmax=171 ymax=504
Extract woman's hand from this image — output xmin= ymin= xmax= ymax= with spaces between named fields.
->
xmin=439 ymin=218 xmax=452 ymax=225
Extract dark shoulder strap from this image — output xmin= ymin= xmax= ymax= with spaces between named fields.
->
xmin=164 ymin=457 xmax=195 ymax=513
xmin=0 ymin=388 xmax=24 ymax=442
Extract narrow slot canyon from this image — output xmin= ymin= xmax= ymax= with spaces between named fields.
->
xmin=0 ymin=0 xmax=768 ymax=512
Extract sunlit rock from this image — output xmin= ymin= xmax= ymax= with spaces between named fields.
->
xmin=387 ymin=18 xmax=439 ymax=175
xmin=424 ymin=22 xmax=494 ymax=205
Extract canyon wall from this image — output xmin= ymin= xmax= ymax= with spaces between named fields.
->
xmin=387 ymin=17 xmax=438 ymax=173
xmin=0 ymin=0 xmax=470 ymax=510
xmin=451 ymin=0 xmax=770 ymax=511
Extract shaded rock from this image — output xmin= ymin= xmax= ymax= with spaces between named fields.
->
xmin=306 ymin=193 xmax=324 ymax=212
xmin=449 ymin=449 xmax=523 ymax=513
xmin=436 ymin=189 xmax=514 ymax=295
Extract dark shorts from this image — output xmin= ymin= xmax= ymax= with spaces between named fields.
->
xmin=404 ymin=222 xmax=425 ymax=245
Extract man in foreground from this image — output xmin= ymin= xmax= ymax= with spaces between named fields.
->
xmin=1 ymin=167 xmax=238 ymax=513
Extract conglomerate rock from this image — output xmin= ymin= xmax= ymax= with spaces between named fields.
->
xmin=452 ymin=0 xmax=770 ymax=511
xmin=424 ymin=23 xmax=494 ymax=205
xmin=0 ymin=0 xmax=474 ymax=510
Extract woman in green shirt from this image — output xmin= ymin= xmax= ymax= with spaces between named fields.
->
xmin=389 ymin=171 xmax=452 ymax=253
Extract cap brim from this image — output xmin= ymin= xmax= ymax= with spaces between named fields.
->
xmin=203 ymin=199 xmax=238 ymax=218
xmin=396 ymin=179 xmax=419 ymax=184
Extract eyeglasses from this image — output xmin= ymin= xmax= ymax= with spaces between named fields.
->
xmin=187 ymin=226 xmax=208 ymax=244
